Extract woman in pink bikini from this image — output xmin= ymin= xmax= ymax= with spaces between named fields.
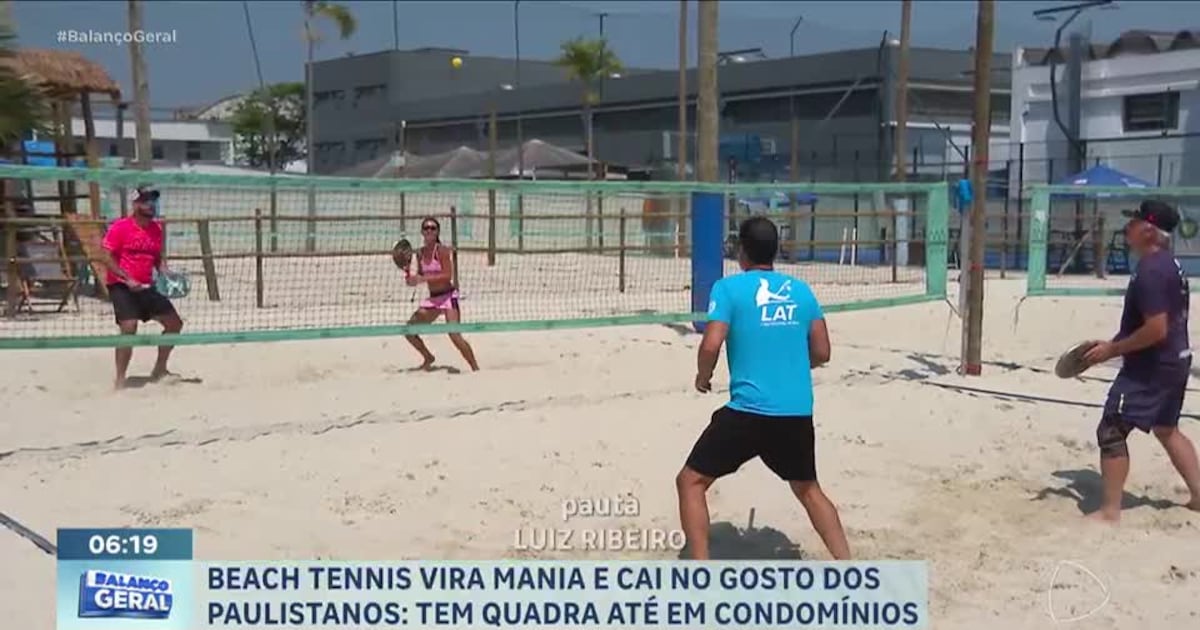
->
xmin=401 ymin=217 xmax=480 ymax=371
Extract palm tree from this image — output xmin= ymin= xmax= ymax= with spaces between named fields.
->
xmin=127 ymin=0 xmax=152 ymax=169
xmin=553 ymin=37 xmax=622 ymax=182
xmin=0 ymin=19 xmax=47 ymax=147
xmin=302 ymin=1 xmax=356 ymax=174
xmin=554 ymin=37 xmax=622 ymax=250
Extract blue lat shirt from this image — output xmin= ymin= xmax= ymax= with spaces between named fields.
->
xmin=707 ymin=269 xmax=824 ymax=416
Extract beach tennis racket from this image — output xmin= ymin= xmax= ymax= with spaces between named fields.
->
xmin=392 ymin=239 xmax=418 ymax=302
xmin=392 ymin=239 xmax=414 ymax=274
xmin=1055 ymin=340 xmax=1100 ymax=378
xmin=154 ymin=269 xmax=191 ymax=299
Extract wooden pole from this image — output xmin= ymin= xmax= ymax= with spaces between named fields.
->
xmin=79 ymin=93 xmax=102 ymax=219
xmin=254 ymin=208 xmax=264 ymax=308
xmin=116 ymin=102 xmax=128 ymax=216
xmin=197 ymin=219 xmax=220 ymax=301
xmin=695 ymin=0 xmax=719 ymax=184
xmin=676 ymin=0 xmax=689 ymax=256
xmin=128 ymin=0 xmax=153 ymax=170
xmin=449 ymin=205 xmax=460 ymax=288
xmin=4 ymin=180 xmax=19 ymax=317
xmin=618 ymin=206 xmax=627 ymax=293
xmin=961 ymin=0 xmax=994 ymax=376
xmin=597 ymin=164 xmax=605 ymax=251
xmin=487 ymin=105 xmax=498 ymax=267
xmin=677 ymin=0 xmax=688 ymax=183
xmin=894 ymin=0 xmax=912 ymax=182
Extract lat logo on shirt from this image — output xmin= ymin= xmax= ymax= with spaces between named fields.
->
xmin=755 ymin=278 xmax=798 ymax=325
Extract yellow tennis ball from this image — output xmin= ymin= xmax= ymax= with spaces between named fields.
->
xmin=451 ymin=56 xmax=463 ymax=69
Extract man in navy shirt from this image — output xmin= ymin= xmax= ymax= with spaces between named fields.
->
xmin=676 ymin=217 xmax=850 ymax=559
xmin=1083 ymin=200 xmax=1200 ymax=522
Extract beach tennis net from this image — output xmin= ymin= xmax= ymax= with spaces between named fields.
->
xmin=0 ymin=166 xmax=948 ymax=348
xmin=1025 ymin=183 xmax=1200 ymax=297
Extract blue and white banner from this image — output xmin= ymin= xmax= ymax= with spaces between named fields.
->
xmin=58 ymin=560 xmax=929 ymax=629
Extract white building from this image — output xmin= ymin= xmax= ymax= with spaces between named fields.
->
xmin=67 ymin=116 xmax=235 ymax=165
xmin=1011 ymin=29 xmax=1200 ymax=188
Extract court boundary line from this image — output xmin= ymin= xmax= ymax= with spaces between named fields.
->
xmin=0 ymin=511 xmax=56 ymax=556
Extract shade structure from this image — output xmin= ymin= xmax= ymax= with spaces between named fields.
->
xmin=493 ymin=139 xmax=593 ymax=177
xmin=404 ymin=146 xmax=488 ymax=178
xmin=1053 ymin=164 xmax=1153 ymax=198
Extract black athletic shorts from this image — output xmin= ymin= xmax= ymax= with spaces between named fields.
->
xmin=685 ymin=406 xmax=817 ymax=482
xmin=1102 ymin=362 xmax=1190 ymax=432
xmin=108 ymin=283 xmax=177 ymax=324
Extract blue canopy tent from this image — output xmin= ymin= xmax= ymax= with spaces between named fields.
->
xmin=1053 ymin=164 xmax=1153 ymax=198
xmin=1049 ymin=164 xmax=1154 ymax=274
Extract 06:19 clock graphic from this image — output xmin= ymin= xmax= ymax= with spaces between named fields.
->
xmin=56 ymin=528 xmax=194 ymax=630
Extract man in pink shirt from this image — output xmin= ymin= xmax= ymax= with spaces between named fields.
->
xmin=101 ymin=186 xmax=183 ymax=389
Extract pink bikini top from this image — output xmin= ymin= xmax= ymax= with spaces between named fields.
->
xmin=417 ymin=244 xmax=442 ymax=275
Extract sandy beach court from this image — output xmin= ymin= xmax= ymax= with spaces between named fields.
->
xmin=2 ymin=278 xmax=1198 ymax=629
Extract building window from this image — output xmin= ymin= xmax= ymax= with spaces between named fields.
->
xmin=151 ymin=143 xmax=164 ymax=160
xmin=186 ymin=141 xmax=203 ymax=161
xmin=1123 ymin=92 xmax=1180 ymax=132
xmin=353 ymin=84 xmax=385 ymax=108
xmin=354 ymin=137 xmax=386 ymax=159
xmin=314 ymin=89 xmax=346 ymax=110
xmin=108 ymin=143 xmax=119 ymax=157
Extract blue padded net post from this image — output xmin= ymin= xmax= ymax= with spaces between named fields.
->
xmin=690 ymin=191 xmax=725 ymax=333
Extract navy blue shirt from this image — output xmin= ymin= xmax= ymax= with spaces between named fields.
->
xmin=707 ymin=270 xmax=823 ymax=416
xmin=1117 ymin=250 xmax=1191 ymax=379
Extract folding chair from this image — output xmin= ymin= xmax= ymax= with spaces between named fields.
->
xmin=15 ymin=236 xmax=79 ymax=314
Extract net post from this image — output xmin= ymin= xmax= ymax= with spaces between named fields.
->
xmin=618 ymin=206 xmax=627 ymax=293
xmin=1094 ymin=214 xmax=1106 ymax=279
xmin=1026 ymin=188 xmax=1050 ymax=294
xmin=400 ymin=192 xmax=407 ymax=233
xmin=597 ymin=184 xmax=605 ymax=252
xmin=254 ymin=209 xmax=265 ymax=308
xmin=487 ymin=186 xmax=497 ymax=267
xmin=924 ymin=184 xmax=949 ymax=300
xmin=691 ymin=191 xmax=724 ymax=333
xmin=3 ymin=179 xmax=19 ymax=317
xmin=517 ymin=194 xmax=525 ymax=252
xmin=196 ymin=219 xmax=220 ymax=302
xmin=305 ymin=186 xmax=317 ymax=253
xmin=269 ymin=181 xmax=279 ymax=253
xmin=449 ymin=204 xmax=460 ymax=288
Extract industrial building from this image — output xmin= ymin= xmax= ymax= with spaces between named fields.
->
xmin=310 ymin=43 xmax=1011 ymax=179
xmin=1011 ymin=29 xmax=1200 ymax=188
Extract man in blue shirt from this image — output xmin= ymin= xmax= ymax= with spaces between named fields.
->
xmin=1082 ymin=200 xmax=1200 ymax=523
xmin=676 ymin=216 xmax=850 ymax=559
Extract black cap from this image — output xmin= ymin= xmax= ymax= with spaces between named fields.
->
xmin=130 ymin=186 xmax=160 ymax=203
xmin=1122 ymin=200 xmax=1179 ymax=232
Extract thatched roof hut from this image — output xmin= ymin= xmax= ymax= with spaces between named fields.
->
xmin=6 ymin=48 xmax=120 ymax=99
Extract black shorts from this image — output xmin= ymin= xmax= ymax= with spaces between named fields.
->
xmin=1102 ymin=363 xmax=1190 ymax=432
xmin=108 ymin=283 xmax=177 ymax=324
xmin=684 ymin=406 xmax=817 ymax=482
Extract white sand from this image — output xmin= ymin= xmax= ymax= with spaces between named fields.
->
xmin=2 ymin=278 xmax=1198 ymax=629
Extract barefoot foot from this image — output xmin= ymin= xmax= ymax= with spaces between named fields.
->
xmin=149 ymin=368 xmax=177 ymax=382
xmin=1085 ymin=510 xmax=1120 ymax=524
xmin=419 ymin=356 xmax=436 ymax=371
xmin=114 ymin=377 xmax=127 ymax=391
xmin=1186 ymin=497 xmax=1200 ymax=512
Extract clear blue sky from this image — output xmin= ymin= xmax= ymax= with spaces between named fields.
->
xmin=11 ymin=0 xmax=1200 ymax=108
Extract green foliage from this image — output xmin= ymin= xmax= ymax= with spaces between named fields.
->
xmin=0 ymin=20 xmax=49 ymax=146
xmin=230 ymin=82 xmax=306 ymax=169
xmin=553 ymin=37 xmax=623 ymax=105
xmin=304 ymin=1 xmax=357 ymax=43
